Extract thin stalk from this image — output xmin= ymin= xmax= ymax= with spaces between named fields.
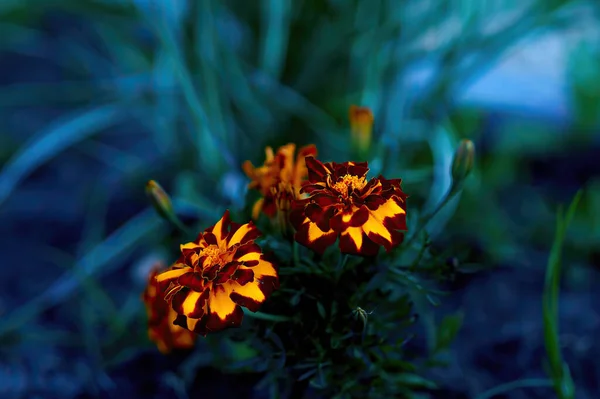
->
xmin=474 ymin=378 xmax=554 ymax=399
xmin=406 ymin=184 xmax=461 ymax=247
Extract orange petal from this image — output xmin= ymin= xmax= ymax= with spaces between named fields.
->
xmin=294 ymin=217 xmax=338 ymax=254
xmin=238 ymin=259 xmax=277 ymax=279
xmin=228 ymin=221 xmax=260 ymax=247
xmin=229 ymin=280 xmax=266 ymax=312
xmin=205 ymin=283 xmax=244 ymax=331
xmin=251 ymin=198 xmax=265 ymax=220
xmin=156 ymin=267 xmax=191 ymax=284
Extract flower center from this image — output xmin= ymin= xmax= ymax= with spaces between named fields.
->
xmin=199 ymin=245 xmax=222 ymax=266
xmin=332 ymin=174 xmax=367 ymax=197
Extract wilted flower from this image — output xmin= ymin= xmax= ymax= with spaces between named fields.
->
xmin=142 ymin=266 xmax=196 ymax=354
xmin=243 ymin=143 xmax=317 ymax=220
xmin=349 ymin=105 xmax=374 ymax=157
xmin=290 ymin=157 xmax=408 ymax=256
xmin=155 ymin=210 xmax=279 ymax=336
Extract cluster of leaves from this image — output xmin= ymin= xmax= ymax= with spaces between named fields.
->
xmin=143 ymin=137 xmax=474 ymax=399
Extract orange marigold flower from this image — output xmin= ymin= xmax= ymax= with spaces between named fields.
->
xmin=242 ymin=143 xmax=317 ymax=220
xmin=155 ymin=210 xmax=279 ymax=336
xmin=290 ymin=157 xmax=408 ymax=256
xmin=142 ymin=265 xmax=196 ymax=354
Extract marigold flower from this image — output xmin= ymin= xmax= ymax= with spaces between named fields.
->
xmin=349 ymin=105 xmax=374 ymax=156
xmin=242 ymin=143 xmax=317 ymax=220
xmin=155 ymin=210 xmax=279 ymax=336
xmin=290 ymin=157 xmax=408 ymax=256
xmin=142 ymin=266 xmax=196 ymax=354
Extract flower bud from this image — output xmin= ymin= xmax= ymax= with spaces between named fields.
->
xmin=146 ymin=180 xmax=174 ymax=220
xmin=451 ymin=139 xmax=475 ymax=184
xmin=349 ymin=105 xmax=374 ymax=158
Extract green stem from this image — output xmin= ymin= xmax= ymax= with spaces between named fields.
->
xmin=406 ymin=184 xmax=460 ymax=247
xmin=473 ymin=378 xmax=554 ymax=399
xmin=167 ymin=214 xmax=191 ymax=236
xmin=292 ymin=241 xmax=300 ymax=267
xmin=243 ymin=308 xmax=291 ymax=322
xmin=335 ymin=254 xmax=349 ymax=285
xmin=408 ymin=237 xmax=428 ymax=272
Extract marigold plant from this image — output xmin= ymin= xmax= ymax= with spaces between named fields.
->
xmin=143 ymin=138 xmax=473 ymax=398
xmin=154 ymin=210 xmax=279 ymax=336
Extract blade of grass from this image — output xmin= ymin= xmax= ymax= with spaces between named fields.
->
xmin=0 ymin=105 xmax=125 ymax=208
xmin=474 ymin=378 xmax=554 ymax=399
xmin=260 ymin=0 xmax=291 ymax=80
xmin=0 ymin=208 xmax=163 ymax=336
xmin=543 ymin=189 xmax=582 ymax=399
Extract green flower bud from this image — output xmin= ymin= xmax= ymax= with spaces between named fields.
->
xmin=146 ymin=180 xmax=174 ymax=220
xmin=451 ymin=139 xmax=475 ymax=184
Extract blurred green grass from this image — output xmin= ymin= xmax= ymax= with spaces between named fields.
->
xmin=0 ymin=0 xmax=599 ymax=397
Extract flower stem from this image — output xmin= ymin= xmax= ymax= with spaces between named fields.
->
xmin=167 ymin=214 xmax=191 ymax=235
xmin=406 ymin=184 xmax=461 ymax=247
xmin=335 ymin=254 xmax=349 ymax=284
xmin=292 ymin=241 xmax=300 ymax=267
xmin=243 ymin=308 xmax=291 ymax=322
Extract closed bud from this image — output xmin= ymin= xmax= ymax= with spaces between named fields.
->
xmin=146 ymin=180 xmax=174 ymax=220
xmin=451 ymin=139 xmax=475 ymax=184
xmin=349 ymin=105 xmax=374 ymax=158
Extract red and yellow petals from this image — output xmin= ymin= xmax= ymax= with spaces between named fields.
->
xmin=155 ymin=266 xmax=193 ymax=291
xmin=231 ymin=267 xmax=255 ymax=285
xmin=205 ymin=210 xmax=231 ymax=243
xmin=244 ymin=143 xmax=318 ymax=220
xmin=142 ymin=267 xmax=196 ymax=353
xmin=291 ymin=158 xmax=409 ymax=255
xmin=177 ymin=272 xmax=206 ymax=292
xmin=204 ymin=284 xmax=245 ymax=332
xmin=158 ymin=210 xmax=279 ymax=336
xmin=171 ymin=286 xmax=210 ymax=319
xmin=329 ymin=206 xmax=369 ymax=231
xmin=339 ymin=227 xmax=381 ymax=256
xmin=305 ymin=156 xmax=332 ymax=183
xmin=227 ymin=220 xmax=261 ymax=247
xmin=229 ymin=280 xmax=268 ymax=312
xmin=234 ymin=241 xmax=262 ymax=261
xmin=293 ymin=217 xmax=338 ymax=255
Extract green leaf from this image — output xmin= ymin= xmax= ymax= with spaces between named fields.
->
xmin=317 ymin=302 xmax=327 ymax=319
xmin=433 ymin=311 xmax=464 ymax=353
xmin=0 ymin=105 xmax=124 ymax=207
xmin=395 ymin=373 xmax=437 ymax=389
xmin=542 ymin=190 xmax=581 ymax=399
xmin=455 ymin=262 xmax=493 ymax=274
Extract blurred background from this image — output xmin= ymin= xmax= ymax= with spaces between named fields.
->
xmin=0 ymin=0 xmax=599 ymax=398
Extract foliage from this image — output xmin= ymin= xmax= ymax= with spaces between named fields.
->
xmin=0 ymin=0 xmax=597 ymax=398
